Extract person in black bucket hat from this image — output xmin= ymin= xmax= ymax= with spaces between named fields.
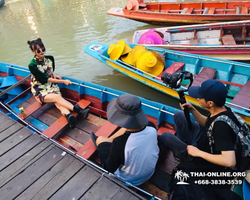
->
xmin=91 ymin=94 xmax=159 ymax=186
xmin=158 ymin=79 xmax=242 ymax=200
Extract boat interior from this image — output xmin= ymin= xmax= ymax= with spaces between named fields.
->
xmin=135 ymin=23 xmax=250 ymax=46
xmin=127 ymin=1 xmax=250 ymax=15
xmin=0 ymin=63 xmax=182 ymax=200
xmin=100 ymin=43 xmax=250 ymax=111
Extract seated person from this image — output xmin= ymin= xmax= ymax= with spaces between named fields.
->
xmin=91 ymin=94 xmax=159 ymax=186
xmin=27 ymin=38 xmax=89 ymax=128
xmin=158 ymin=79 xmax=241 ymax=199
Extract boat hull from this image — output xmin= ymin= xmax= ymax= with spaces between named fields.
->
xmin=108 ymin=1 xmax=250 ymax=25
xmin=84 ymin=42 xmax=250 ymax=125
xmin=132 ymin=20 xmax=250 ymax=60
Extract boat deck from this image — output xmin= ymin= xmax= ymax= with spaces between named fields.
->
xmin=0 ymin=112 xmax=145 ymax=200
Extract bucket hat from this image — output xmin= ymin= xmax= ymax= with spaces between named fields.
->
xmin=139 ymin=31 xmax=165 ymax=45
xmin=120 ymin=45 xmax=147 ymax=66
xmin=107 ymin=94 xmax=148 ymax=129
xmin=136 ymin=51 xmax=165 ymax=76
xmin=108 ymin=40 xmax=132 ymax=61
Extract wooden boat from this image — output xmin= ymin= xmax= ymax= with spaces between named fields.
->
xmin=0 ymin=0 xmax=5 ymax=7
xmin=0 ymin=61 xmax=184 ymax=200
xmin=84 ymin=42 xmax=250 ymax=125
xmin=107 ymin=0 xmax=250 ymax=25
xmin=133 ymin=20 xmax=250 ymax=61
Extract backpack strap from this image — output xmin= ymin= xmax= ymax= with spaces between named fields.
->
xmin=207 ymin=115 xmax=239 ymax=154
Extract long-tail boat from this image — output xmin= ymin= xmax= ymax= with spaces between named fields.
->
xmin=133 ymin=20 xmax=250 ymax=61
xmin=107 ymin=0 xmax=250 ymax=25
xmin=0 ymin=61 xmax=185 ymax=200
xmin=84 ymin=42 xmax=250 ymax=125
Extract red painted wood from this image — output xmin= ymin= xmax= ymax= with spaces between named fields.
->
xmin=58 ymin=135 xmax=84 ymax=152
xmin=77 ymin=121 xmax=119 ymax=159
xmin=17 ymin=101 xmax=42 ymax=120
xmin=43 ymin=99 xmax=91 ymax=138
xmin=157 ymin=62 xmax=185 ymax=80
xmin=208 ymin=7 xmax=215 ymax=14
xmin=185 ymin=8 xmax=194 ymax=14
xmin=242 ymin=7 xmax=249 ymax=14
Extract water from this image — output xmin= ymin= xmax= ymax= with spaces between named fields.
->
xmin=0 ymin=0 xmax=190 ymax=108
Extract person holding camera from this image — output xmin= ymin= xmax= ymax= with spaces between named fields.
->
xmin=158 ymin=79 xmax=241 ymax=199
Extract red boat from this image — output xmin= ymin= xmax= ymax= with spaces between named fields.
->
xmin=107 ymin=0 xmax=250 ymax=25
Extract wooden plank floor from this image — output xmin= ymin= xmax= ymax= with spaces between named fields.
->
xmin=0 ymin=112 xmax=145 ymax=200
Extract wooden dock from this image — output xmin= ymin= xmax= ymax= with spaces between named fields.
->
xmin=0 ymin=112 xmax=145 ymax=200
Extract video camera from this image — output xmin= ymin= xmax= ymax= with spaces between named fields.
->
xmin=161 ymin=70 xmax=193 ymax=89
xmin=161 ymin=70 xmax=194 ymax=130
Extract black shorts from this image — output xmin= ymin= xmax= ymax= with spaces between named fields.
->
xmin=98 ymin=142 xmax=112 ymax=167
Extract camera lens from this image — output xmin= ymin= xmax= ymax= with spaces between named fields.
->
xmin=161 ymin=72 xmax=172 ymax=84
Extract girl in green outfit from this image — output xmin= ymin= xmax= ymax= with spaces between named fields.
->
xmin=27 ymin=38 xmax=89 ymax=128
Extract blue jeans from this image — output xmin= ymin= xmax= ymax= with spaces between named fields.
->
xmin=158 ymin=111 xmax=203 ymax=161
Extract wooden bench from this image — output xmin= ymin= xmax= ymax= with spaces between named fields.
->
xmin=43 ymin=99 xmax=91 ymax=138
xmin=181 ymin=8 xmax=189 ymax=14
xmin=231 ymin=81 xmax=250 ymax=108
xmin=203 ymin=7 xmax=209 ymax=14
xmin=17 ymin=101 xmax=42 ymax=120
xmin=192 ymin=67 xmax=217 ymax=87
xmin=222 ymin=35 xmax=236 ymax=45
xmin=77 ymin=121 xmax=119 ymax=159
xmin=241 ymin=7 xmax=249 ymax=14
xmin=236 ymin=7 xmax=241 ymax=14
xmin=208 ymin=7 xmax=215 ymax=14
xmin=181 ymin=8 xmax=193 ymax=14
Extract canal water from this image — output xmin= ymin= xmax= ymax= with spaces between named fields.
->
xmin=0 ymin=0 xmax=193 ymax=108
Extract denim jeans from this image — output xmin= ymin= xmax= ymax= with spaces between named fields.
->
xmin=158 ymin=111 xmax=203 ymax=161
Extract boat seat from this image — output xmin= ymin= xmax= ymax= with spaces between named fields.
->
xmin=192 ymin=67 xmax=217 ymax=87
xmin=43 ymin=99 xmax=91 ymax=138
xmin=241 ymin=7 xmax=249 ymax=14
xmin=185 ymin=8 xmax=194 ymax=14
xmin=230 ymin=81 xmax=250 ymax=108
xmin=203 ymin=7 xmax=209 ymax=14
xmin=208 ymin=7 xmax=215 ymax=14
xmin=156 ymin=62 xmax=185 ymax=82
xmin=77 ymin=121 xmax=119 ymax=159
xmin=181 ymin=8 xmax=193 ymax=14
xmin=18 ymin=101 xmax=42 ymax=120
xmin=181 ymin=8 xmax=189 ymax=14
xmin=222 ymin=35 xmax=236 ymax=45
xmin=236 ymin=7 xmax=241 ymax=14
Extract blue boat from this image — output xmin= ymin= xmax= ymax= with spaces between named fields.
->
xmin=0 ymin=0 xmax=5 ymax=8
xmin=0 ymin=61 xmax=182 ymax=200
xmin=84 ymin=42 xmax=250 ymax=125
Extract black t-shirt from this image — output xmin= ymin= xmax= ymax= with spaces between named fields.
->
xmin=193 ymin=107 xmax=239 ymax=171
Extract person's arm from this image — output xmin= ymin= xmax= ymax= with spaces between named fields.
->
xmin=188 ymin=121 xmax=236 ymax=168
xmin=105 ymin=135 xmax=129 ymax=173
xmin=180 ymin=102 xmax=207 ymax=126
xmin=187 ymin=146 xmax=236 ymax=168
xmin=29 ymin=63 xmax=71 ymax=85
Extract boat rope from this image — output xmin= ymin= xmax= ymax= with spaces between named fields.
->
xmin=0 ymin=101 xmax=160 ymax=200
xmin=6 ymin=66 xmax=250 ymax=113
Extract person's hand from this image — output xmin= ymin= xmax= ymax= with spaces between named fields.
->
xmin=63 ymin=80 xmax=71 ymax=85
xmin=179 ymin=102 xmax=194 ymax=111
xmin=55 ymin=75 xmax=63 ymax=79
xmin=187 ymin=145 xmax=201 ymax=157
